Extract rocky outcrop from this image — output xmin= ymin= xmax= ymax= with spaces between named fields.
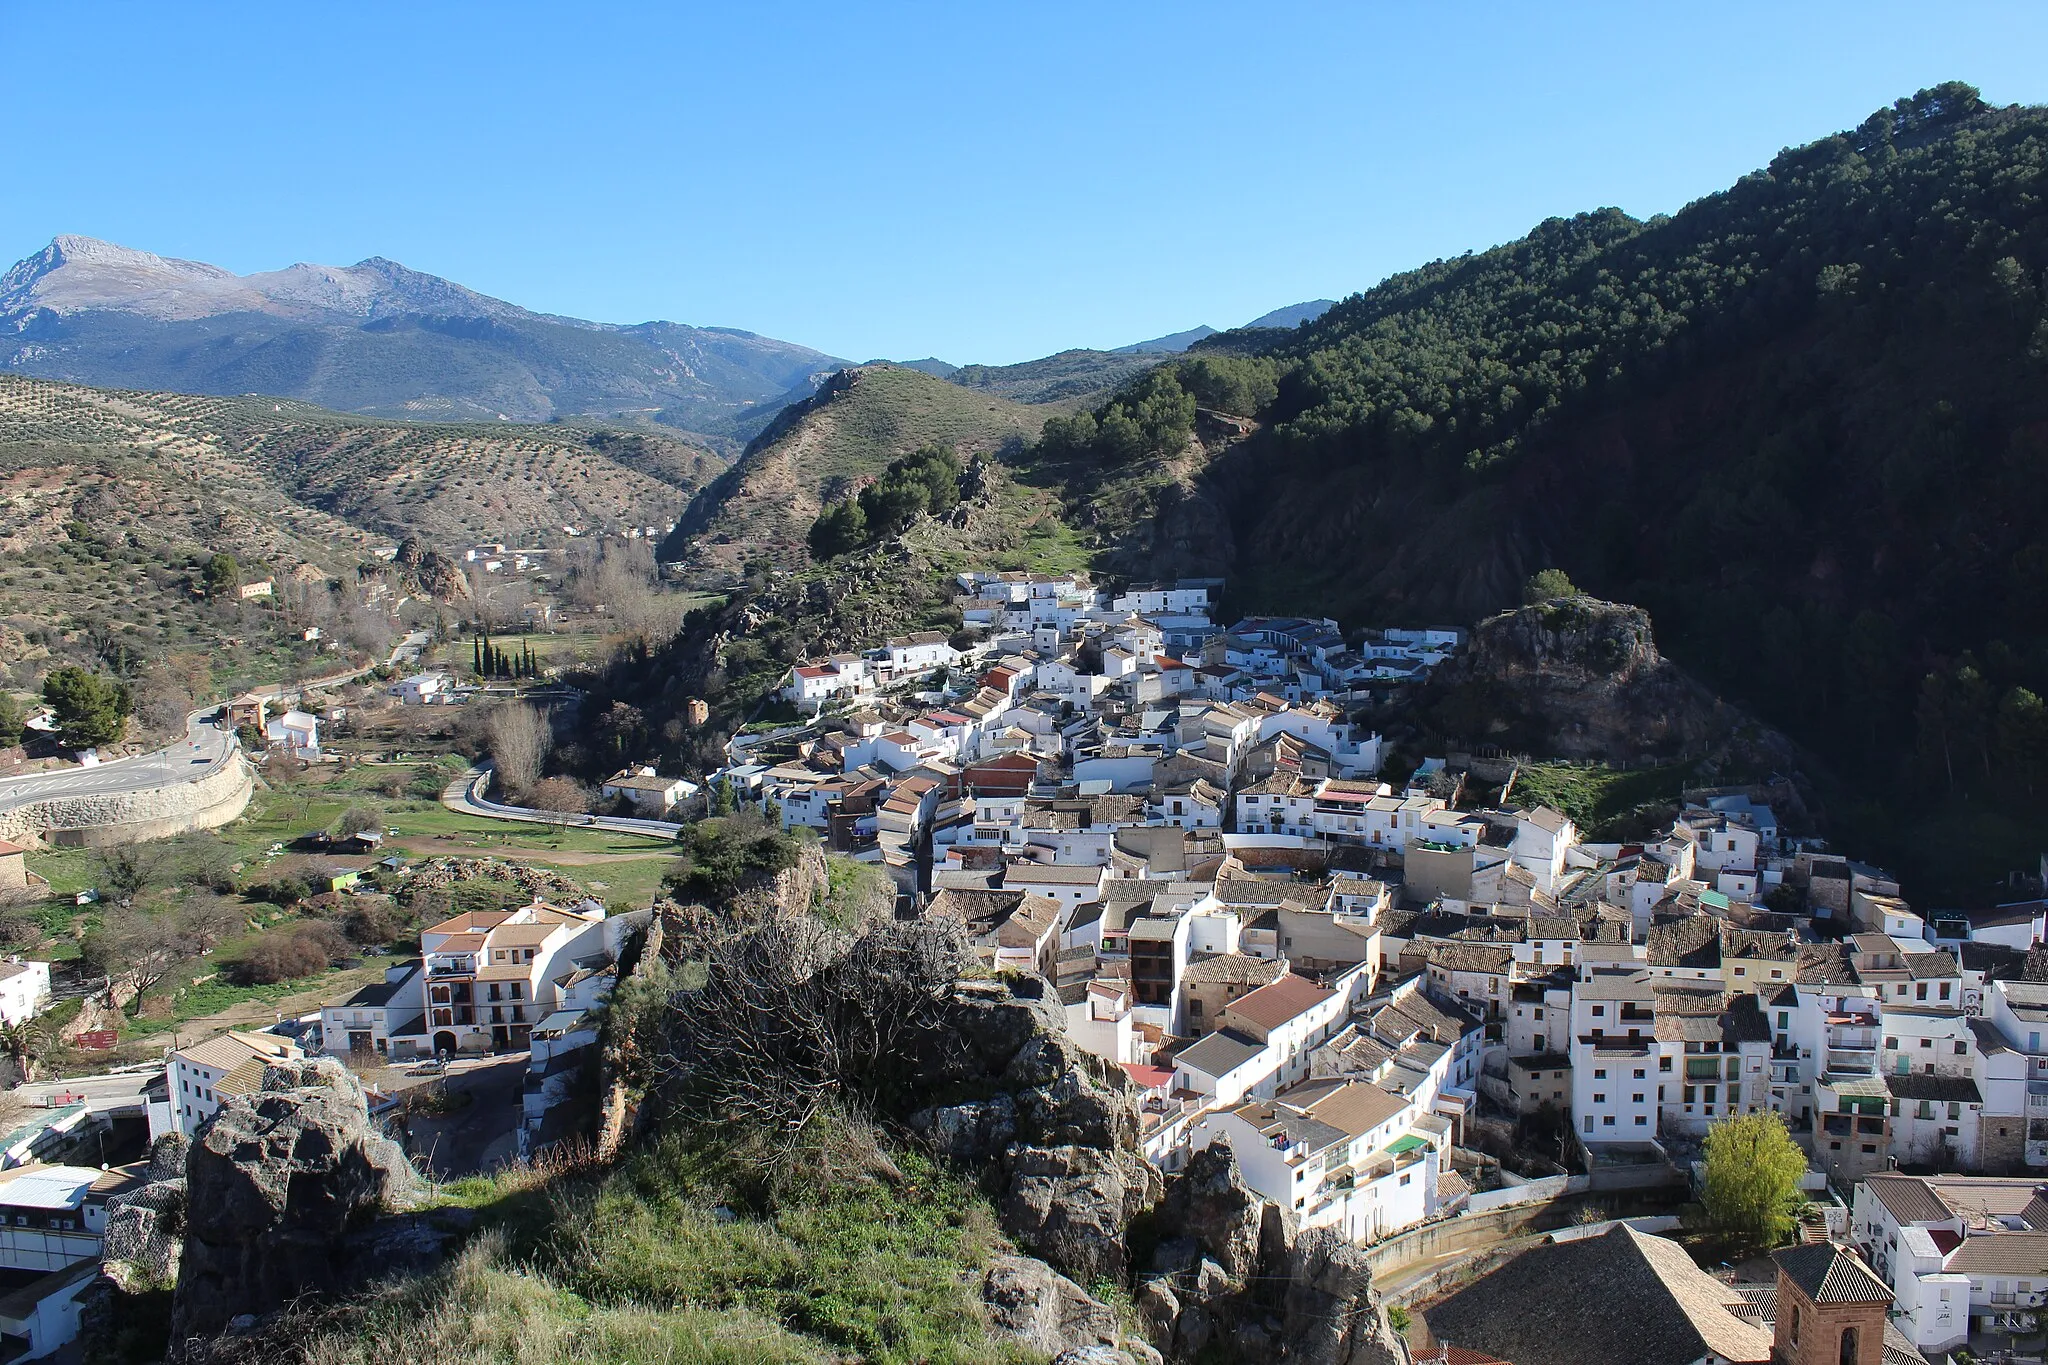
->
xmin=1279 ymin=1230 xmax=1410 ymax=1365
xmin=1003 ymin=1143 xmax=1158 ymax=1285
xmin=169 ymin=1057 xmax=428 ymax=1349
xmin=1135 ymin=1146 xmax=1411 ymax=1365
xmin=983 ymin=1253 xmax=1162 ymax=1365
xmin=100 ymin=1133 xmax=191 ymax=1290
xmin=1419 ymin=594 xmax=1801 ymax=772
xmin=906 ymin=976 xmax=1161 ymax=1285
xmin=1152 ymin=1143 xmax=1264 ymax=1286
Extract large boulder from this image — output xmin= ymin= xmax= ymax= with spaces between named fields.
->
xmin=1153 ymin=1142 xmax=1264 ymax=1287
xmin=982 ymin=1253 xmax=1130 ymax=1360
xmin=1280 ymin=1228 xmax=1411 ymax=1365
xmin=1001 ymin=1143 xmax=1160 ymax=1285
xmin=169 ymin=1056 xmax=423 ymax=1348
xmin=901 ymin=975 xmax=1158 ymax=1285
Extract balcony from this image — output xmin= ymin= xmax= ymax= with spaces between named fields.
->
xmin=1826 ymin=1048 xmax=1878 ymax=1076
xmin=428 ymin=959 xmax=476 ymax=979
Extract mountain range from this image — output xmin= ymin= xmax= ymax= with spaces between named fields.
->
xmin=0 ymin=235 xmax=1334 ymax=441
xmin=0 ymin=236 xmax=848 ymax=440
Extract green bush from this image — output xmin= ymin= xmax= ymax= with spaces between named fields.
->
xmin=666 ymin=815 xmax=802 ymax=905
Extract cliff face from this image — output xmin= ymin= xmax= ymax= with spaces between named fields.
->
xmin=1418 ymin=595 xmax=1800 ymax=773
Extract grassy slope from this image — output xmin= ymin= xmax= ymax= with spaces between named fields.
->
xmin=670 ymin=365 xmax=1047 ymax=579
xmin=225 ymin=1135 xmax=1036 ymax=1365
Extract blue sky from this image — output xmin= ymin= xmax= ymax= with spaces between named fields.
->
xmin=7 ymin=2 xmax=2048 ymax=364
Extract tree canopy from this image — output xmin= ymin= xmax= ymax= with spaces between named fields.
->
xmin=807 ymin=444 xmax=964 ymax=560
xmin=42 ymin=666 xmax=131 ymax=750
xmin=1699 ymin=1111 xmax=1808 ymax=1254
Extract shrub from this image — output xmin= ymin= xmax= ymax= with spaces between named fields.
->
xmin=666 ymin=814 xmax=801 ymax=905
xmin=341 ymin=898 xmax=406 ymax=946
xmin=231 ymin=923 xmax=349 ymax=985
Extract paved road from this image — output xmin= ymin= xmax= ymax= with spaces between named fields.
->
xmin=400 ymin=1052 xmax=529 ymax=1178
xmin=0 ymin=710 xmax=238 ymax=816
xmin=388 ymin=630 xmax=430 ymax=669
xmin=442 ymin=766 xmax=683 ymax=839
xmin=0 ymin=649 xmax=400 ymax=821
xmin=14 ymin=1068 xmax=157 ymax=1113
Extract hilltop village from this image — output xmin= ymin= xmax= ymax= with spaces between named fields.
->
xmin=660 ymin=571 xmax=2048 ymax=1361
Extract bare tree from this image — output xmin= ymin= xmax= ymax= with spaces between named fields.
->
xmin=524 ymin=777 xmax=590 ymax=839
xmin=82 ymin=906 xmax=190 ymax=1003
xmin=652 ymin=916 xmax=969 ymax=1164
xmin=484 ymin=703 xmax=551 ymax=797
xmin=176 ymin=893 xmax=249 ymax=954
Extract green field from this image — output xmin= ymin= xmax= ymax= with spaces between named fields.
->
xmin=18 ymin=764 xmax=682 ymax=1060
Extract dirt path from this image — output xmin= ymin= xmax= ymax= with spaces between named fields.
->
xmin=166 ymin=963 xmax=388 ymax=1042
xmin=391 ymin=836 xmax=678 ymax=866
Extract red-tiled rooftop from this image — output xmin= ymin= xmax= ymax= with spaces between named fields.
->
xmin=1226 ymin=972 xmax=1335 ymax=1031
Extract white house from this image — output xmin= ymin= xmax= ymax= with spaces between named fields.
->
xmin=163 ymin=1030 xmax=303 ymax=1138
xmin=320 ymin=965 xmax=425 ymax=1060
xmin=263 ymin=708 xmax=320 ymax=759
xmin=0 ymin=960 xmax=52 ymax=1028
xmin=600 ymin=766 xmax=698 ymax=816
xmin=392 ymin=672 xmax=452 ymax=705
xmin=1191 ymin=1076 xmax=1440 ymax=1243
xmin=1853 ymin=1172 xmax=2048 ymax=1354
xmin=883 ymin=632 xmax=959 ymax=676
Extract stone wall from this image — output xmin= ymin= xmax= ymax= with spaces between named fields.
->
xmin=0 ymin=753 xmax=254 ymax=848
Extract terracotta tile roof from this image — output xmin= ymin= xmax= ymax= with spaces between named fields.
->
xmin=1423 ymin=1224 xmax=1772 ymax=1365
xmin=1180 ymin=953 xmax=1290 ymax=987
xmin=1774 ymin=1242 xmax=1891 ymax=1304
xmin=1943 ymin=1230 xmax=2048 ymax=1276
xmin=1862 ymin=1173 xmax=1954 ymax=1226
xmin=423 ymin=910 xmax=514 ymax=937
xmin=176 ymin=1030 xmax=297 ymax=1075
xmin=1225 ymin=973 xmax=1334 ymax=1032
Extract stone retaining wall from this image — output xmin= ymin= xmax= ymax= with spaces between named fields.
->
xmin=0 ymin=754 xmax=254 ymax=848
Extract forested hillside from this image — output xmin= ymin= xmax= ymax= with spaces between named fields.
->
xmin=1212 ymin=84 xmax=2048 ymax=890
xmin=984 ymin=83 xmax=2048 ymax=896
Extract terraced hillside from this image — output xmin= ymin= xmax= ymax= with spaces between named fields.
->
xmin=663 ymin=364 xmax=1046 ymax=579
xmin=0 ymin=375 xmax=722 ymax=550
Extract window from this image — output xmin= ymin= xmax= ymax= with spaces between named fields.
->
xmin=1635 ymin=1115 xmax=1648 ymax=1126
xmin=1632 ymin=1093 xmax=1645 ymax=1104
xmin=1633 ymin=1068 xmax=1645 ymax=1079
xmin=1592 ymin=1006 xmax=1605 ymax=1017
xmin=1602 ymin=1116 xmax=1615 ymax=1126
xmin=1594 ymin=1068 xmax=1607 ymax=1080
xmin=1593 ymin=1094 xmax=1606 ymax=1104
xmin=1955 ymin=1042 xmax=1968 ymax=1055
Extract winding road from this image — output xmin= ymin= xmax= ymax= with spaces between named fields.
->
xmin=0 ymin=710 xmax=238 ymax=818
xmin=0 ymin=647 xmax=399 ymax=825
xmin=441 ymin=766 xmax=683 ymax=839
